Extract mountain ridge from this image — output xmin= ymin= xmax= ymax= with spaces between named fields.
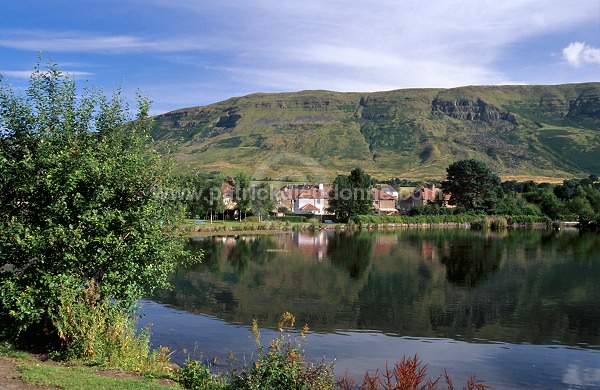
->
xmin=151 ymin=82 xmax=600 ymax=181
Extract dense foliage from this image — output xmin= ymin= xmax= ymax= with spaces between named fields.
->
xmin=233 ymin=171 xmax=251 ymax=219
xmin=441 ymin=159 xmax=503 ymax=213
xmin=0 ymin=61 xmax=190 ymax=333
xmin=329 ymin=168 xmax=374 ymax=221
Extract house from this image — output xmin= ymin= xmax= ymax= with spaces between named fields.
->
xmin=276 ymin=184 xmax=311 ymax=212
xmin=276 ymin=183 xmax=332 ymax=215
xmin=372 ymin=188 xmax=397 ymax=215
xmin=220 ymin=182 xmax=236 ymax=210
xmin=294 ymin=183 xmax=332 ymax=215
xmin=398 ymin=184 xmax=450 ymax=211
xmin=379 ymin=185 xmax=399 ymax=200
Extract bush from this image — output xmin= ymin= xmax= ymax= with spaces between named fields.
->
xmin=350 ymin=214 xmax=483 ymax=225
xmin=231 ymin=312 xmax=335 ymax=390
xmin=271 ymin=215 xmax=307 ymax=223
xmin=0 ymin=61 xmax=191 ymax=334
xmin=51 ymin=279 xmax=173 ymax=376
xmin=178 ymin=359 xmax=228 ymax=390
xmin=337 ymin=354 xmax=491 ymax=390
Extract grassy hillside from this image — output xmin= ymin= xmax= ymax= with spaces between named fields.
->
xmin=151 ymin=83 xmax=600 ymax=181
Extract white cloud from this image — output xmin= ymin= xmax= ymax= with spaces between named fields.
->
xmin=563 ymin=42 xmax=600 ymax=67
xmin=0 ymin=69 xmax=93 ymax=79
xmin=0 ymin=30 xmax=209 ymax=53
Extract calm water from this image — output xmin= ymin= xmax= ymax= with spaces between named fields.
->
xmin=140 ymin=229 xmax=600 ymax=389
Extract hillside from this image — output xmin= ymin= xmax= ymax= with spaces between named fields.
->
xmin=150 ymin=83 xmax=600 ymax=181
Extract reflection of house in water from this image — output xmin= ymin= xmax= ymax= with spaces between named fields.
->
xmin=372 ymin=235 xmax=399 ymax=257
xmin=291 ymin=231 xmax=329 ymax=261
xmin=420 ymin=240 xmax=438 ymax=262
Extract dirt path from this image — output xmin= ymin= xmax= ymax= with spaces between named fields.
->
xmin=0 ymin=356 xmax=56 ymax=389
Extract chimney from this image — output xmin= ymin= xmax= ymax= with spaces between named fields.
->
xmin=318 ymin=183 xmax=324 ymax=190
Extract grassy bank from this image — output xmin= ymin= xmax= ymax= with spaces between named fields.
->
xmin=0 ymin=342 xmax=178 ymax=389
xmin=350 ymin=214 xmax=553 ymax=229
xmin=186 ymin=219 xmax=346 ymax=235
xmin=186 ymin=214 xmax=556 ymax=236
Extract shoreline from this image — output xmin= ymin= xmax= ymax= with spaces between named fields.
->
xmin=188 ymin=219 xmax=580 ymax=237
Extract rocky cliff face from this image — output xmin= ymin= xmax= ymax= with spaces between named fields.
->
xmin=567 ymin=93 xmax=600 ymax=120
xmin=431 ymin=98 xmax=518 ymax=125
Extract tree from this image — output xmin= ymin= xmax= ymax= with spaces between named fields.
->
xmin=328 ymin=168 xmax=373 ymax=221
xmin=251 ymin=183 xmax=276 ymax=222
xmin=233 ymin=172 xmax=251 ymax=220
xmin=200 ymin=177 xmax=226 ymax=223
xmin=441 ymin=159 xmax=503 ymax=213
xmin=175 ymin=172 xmax=208 ymax=218
xmin=0 ymin=61 xmax=191 ymax=333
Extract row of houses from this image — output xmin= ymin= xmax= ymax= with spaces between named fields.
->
xmin=219 ymin=181 xmax=450 ymax=216
xmin=275 ymin=183 xmax=450 ymax=216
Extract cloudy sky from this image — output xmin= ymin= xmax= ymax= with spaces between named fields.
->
xmin=1 ymin=0 xmax=599 ymax=113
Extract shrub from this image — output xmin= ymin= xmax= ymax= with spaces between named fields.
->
xmin=271 ymin=215 xmax=307 ymax=223
xmin=178 ymin=359 xmax=228 ymax=390
xmin=350 ymin=214 xmax=483 ymax=226
xmin=0 ymin=61 xmax=191 ymax=334
xmin=51 ymin=278 xmax=174 ymax=376
xmin=337 ymin=354 xmax=491 ymax=390
xmin=231 ymin=312 xmax=335 ymax=390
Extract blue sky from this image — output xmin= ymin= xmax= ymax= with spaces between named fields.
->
xmin=1 ymin=0 xmax=599 ymax=114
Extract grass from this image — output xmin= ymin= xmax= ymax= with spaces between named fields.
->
xmin=15 ymin=363 xmax=178 ymax=390
xmin=0 ymin=341 xmax=28 ymax=359
xmin=0 ymin=341 xmax=178 ymax=389
xmin=185 ymin=219 xmax=344 ymax=236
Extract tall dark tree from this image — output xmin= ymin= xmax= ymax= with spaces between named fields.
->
xmin=441 ymin=159 xmax=503 ymax=213
xmin=328 ymin=167 xmax=373 ymax=220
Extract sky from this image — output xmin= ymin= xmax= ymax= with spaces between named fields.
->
xmin=1 ymin=0 xmax=599 ymax=114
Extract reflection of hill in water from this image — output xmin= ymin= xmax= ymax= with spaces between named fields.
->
xmin=151 ymin=230 xmax=600 ymax=348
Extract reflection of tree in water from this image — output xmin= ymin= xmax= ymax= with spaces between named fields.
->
xmin=185 ymin=238 xmax=224 ymax=272
xmin=327 ymin=232 xmax=373 ymax=278
xmin=440 ymin=237 xmax=503 ymax=287
xmin=227 ymin=236 xmax=277 ymax=276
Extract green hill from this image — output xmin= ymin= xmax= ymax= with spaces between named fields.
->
xmin=150 ymin=83 xmax=600 ymax=181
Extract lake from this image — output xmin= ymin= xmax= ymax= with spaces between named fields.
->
xmin=140 ymin=228 xmax=600 ymax=389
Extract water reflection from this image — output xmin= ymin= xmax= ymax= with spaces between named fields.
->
xmin=152 ymin=229 xmax=600 ymax=348
xmin=327 ymin=232 xmax=373 ymax=278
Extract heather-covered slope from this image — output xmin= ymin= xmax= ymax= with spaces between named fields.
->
xmin=151 ymin=83 xmax=600 ymax=181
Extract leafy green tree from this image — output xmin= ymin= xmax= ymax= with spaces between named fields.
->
xmin=174 ymin=172 xmax=208 ymax=218
xmin=328 ymin=168 xmax=373 ymax=221
xmin=536 ymin=190 xmax=564 ymax=220
xmin=233 ymin=172 xmax=251 ymax=220
xmin=498 ymin=192 xmax=540 ymax=216
xmin=200 ymin=177 xmax=226 ymax=223
xmin=0 ymin=61 xmax=190 ymax=333
xmin=441 ymin=159 xmax=503 ymax=213
xmin=251 ymin=183 xmax=276 ymax=222
xmin=567 ymin=197 xmax=594 ymax=221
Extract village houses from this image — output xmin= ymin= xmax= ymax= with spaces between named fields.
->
xmin=219 ymin=181 xmax=451 ymax=218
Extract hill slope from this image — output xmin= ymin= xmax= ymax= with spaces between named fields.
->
xmin=151 ymin=83 xmax=600 ymax=181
